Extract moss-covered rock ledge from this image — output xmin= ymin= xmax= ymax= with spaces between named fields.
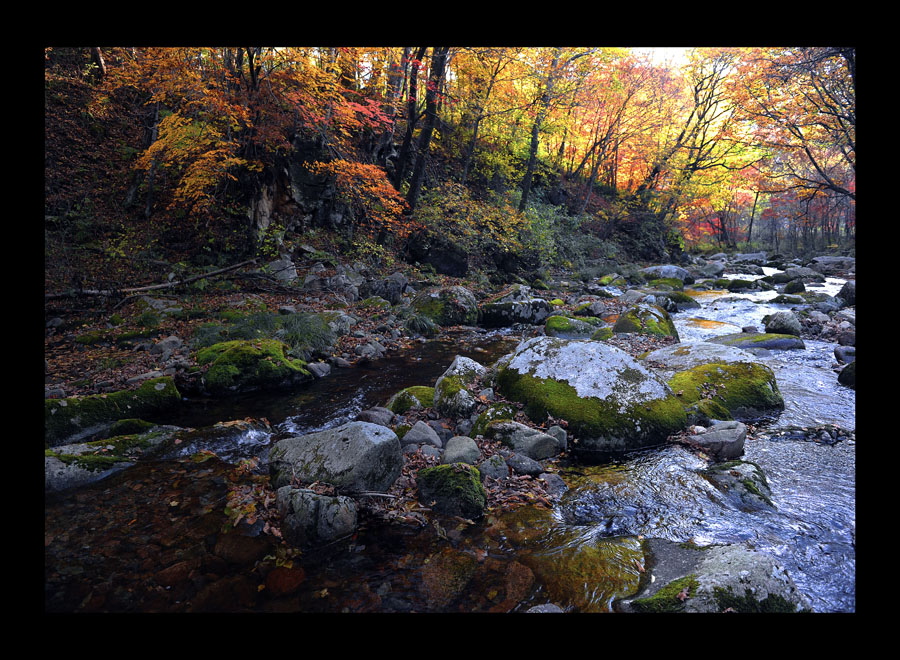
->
xmin=45 ymin=377 xmax=181 ymax=447
xmin=196 ymin=338 xmax=313 ymax=395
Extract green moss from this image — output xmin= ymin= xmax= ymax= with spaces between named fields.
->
xmin=196 ymin=338 xmax=311 ymax=395
xmin=385 ymin=386 xmax=435 ymax=414
xmin=74 ymin=329 xmax=109 ymax=345
xmin=612 ymin=304 xmax=679 ymax=339
xmin=631 ymin=574 xmax=700 ymax=613
xmin=590 ymin=327 xmax=613 ymax=341
xmin=726 ymin=279 xmax=755 ymax=291
xmin=45 ymin=450 xmax=126 ymax=472
xmin=549 ymin=298 xmax=565 ymax=306
xmin=104 ymin=418 xmax=156 ymax=437
xmin=647 ymin=277 xmax=683 ymax=291
xmin=471 ymin=403 xmax=517 ymax=437
xmin=497 ymin=367 xmax=687 ymax=451
xmin=545 ymin=315 xmax=576 ymax=333
xmin=417 ymin=463 xmax=487 ymax=518
xmin=394 ymin=424 xmax=412 ymax=439
xmin=667 ymin=362 xmax=783 ymax=420
xmin=711 ymin=586 xmax=801 ymax=613
xmin=784 ymin=279 xmax=806 ymax=294
xmin=45 ymin=377 xmax=181 ymax=447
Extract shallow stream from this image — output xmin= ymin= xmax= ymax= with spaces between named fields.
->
xmin=44 ymin=270 xmax=855 ymax=613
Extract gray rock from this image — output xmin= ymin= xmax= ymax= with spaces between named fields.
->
xmin=480 ymin=299 xmax=553 ymax=327
xmin=506 ymin=453 xmax=543 ymax=476
xmin=692 ymin=421 xmax=746 ymax=461
xmin=267 ymin=257 xmax=298 ymax=283
xmin=732 ymin=251 xmax=767 ymax=265
xmin=486 ymin=421 xmax=560 ymax=460
xmin=620 ymin=539 xmax=810 ymax=613
xmin=433 ymin=356 xmax=486 ymax=418
xmin=356 ymin=407 xmax=395 ymax=427
xmin=640 ymin=264 xmax=691 ymax=282
xmin=401 ymin=421 xmax=443 ymax=448
xmin=526 ymin=603 xmax=565 ymax=613
xmin=834 ymin=345 xmax=856 ymax=364
xmin=538 ymin=472 xmax=568 ymax=498
xmin=442 ymin=436 xmax=482 ymax=465
xmin=276 ymin=486 xmax=358 ymax=547
xmin=838 ymin=280 xmax=855 ymax=306
xmin=269 ymin=421 xmax=402 ymax=492
xmin=476 ymin=454 xmax=509 ymax=480
xmin=764 ymin=311 xmax=802 ymax=336
xmin=307 ymin=362 xmax=331 ymax=379
xmin=545 ymin=425 xmax=567 ymax=452
xmin=642 ymin=342 xmax=758 ymax=374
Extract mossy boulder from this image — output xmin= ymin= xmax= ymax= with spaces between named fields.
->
xmin=700 ymin=459 xmax=773 ymax=509
xmin=496 ymin=337 xmax=688 ymax=455
xmin=707 ymin=332 xmax=805 ymax=351
xmin=480 ymin=299 xmax=553 ymax=327
xmin=544 ymin=315 xmax=602 ymax=339
xmin=45 ymin=377 xmax=181 ymax=447
xmin=45 ymin=425 xmax=184 ymax=492
xmin=410 ymin=286 xmax=479 ymax=326
xmin=433 ymin=356 xmax=486 ymax=418
xmin=667 ymin=362 xmax=784 ymax=421
xmin=417 ymin=462 xmax=487 ymax=519
xmin=195 ymin=338 xmax=312 ymax=395
xmin=620 ymin=539 xmax=811 ymax=613
xmin=385 ymin=386 xmax=435 ymax=414
xmin=641 ymin=341 xmax=758 ymax=373
xmin=612 ymin=303 xmax=680 ymax=341
xmin=471 ymin=402 xmax=518 ymax=437
xmin=838 ymin=361 xmax=855 ymax=389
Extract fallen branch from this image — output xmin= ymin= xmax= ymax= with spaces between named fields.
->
xmin=44 ymin=259 xmax=258 ymax=300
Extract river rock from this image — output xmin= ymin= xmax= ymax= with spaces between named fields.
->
xmin=480 ymin=299 xmax=553 ymax=327
xmin=620 ymin=539 xmax=810 ymax=612
xmin=809 ymin=255 xmax=855 ymax=275
xmin=433 ymin=355 xmax=486 ymax=418
xmin=642 ymin=341 xmax=758 ymax=373
xmin=196 ymin=339 xmax=314 ymax=395
xmin=497 ymin=337 xmax=688 ymax=455
xmin=544 ymin=315 xmax=602 ymax=339
xmin=44 ymin=377 xmax=182 ymax=447
xmin=485 ymin=421 xmax=561 ymax=460
xmin=838 ymin=361 xmax=855 ymax=389
xmin=401 ymin=421 xmax=443 ymax=448
xmin=441 ymin=436 xmax=482 ymax=464
xmin=612 ymin=303 xmax=679 ymax=340
xmin=764 ymin=311 xmax=802 ymax=336
xmin=691 ymin=420 xmax=746 ymax=461
xmin=417 ymin=463 xmax=487 ymax=519
xmin=838 ymin=280 xmax=855 ymax=306
xmin=369 ymin=271 xmax=410 ymax=304
xmin=411 ymin=286 xmax=479 ymax=326
xmin=834 ymin=345 xmax=856 ymax=364
xmin=640 ymin=264 xmax=691 ymax=282
xmin=701 ymin=459 xmax=773 ymax=509
xmin=708 ymin=332 xmax=805 ymax=351
xmin=356 ymin=406 xmax=395 ymax=427
xmin=276 ymin=486 xmax=358 ymax=547
xmin=668 ymin=361 xmax=784 ymax=421
xmin=506 ymin=453 xmax=544 ymax=476
xmin=477 ymin=454 xmax=509 ymax=480
xmin=269 ymin=421 xmax=402 ymax=492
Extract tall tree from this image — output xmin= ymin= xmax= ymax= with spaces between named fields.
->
xmin=406 ymin=46 xmax=450 ymax=210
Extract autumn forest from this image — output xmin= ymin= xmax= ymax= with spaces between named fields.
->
xmin=45 ymin=46 xmax=855 ymax=294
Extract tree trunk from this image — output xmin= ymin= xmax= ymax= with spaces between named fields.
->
xmin=392 ymin=47 xmax=427 ymax=190
xmin=406 ymin=47 xmax=449 ymax=211
xmin=519 ymin=49 xmax=560 ymax=213
xmin=89 ymin=47 xmax=106 ymax=83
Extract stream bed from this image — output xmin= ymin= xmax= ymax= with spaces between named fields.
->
xmin=44 ymin=271 xmax=855 ymax=613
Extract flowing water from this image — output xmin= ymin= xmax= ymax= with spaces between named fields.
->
xmin=44 ymin=270 xmax=855 ymax=613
